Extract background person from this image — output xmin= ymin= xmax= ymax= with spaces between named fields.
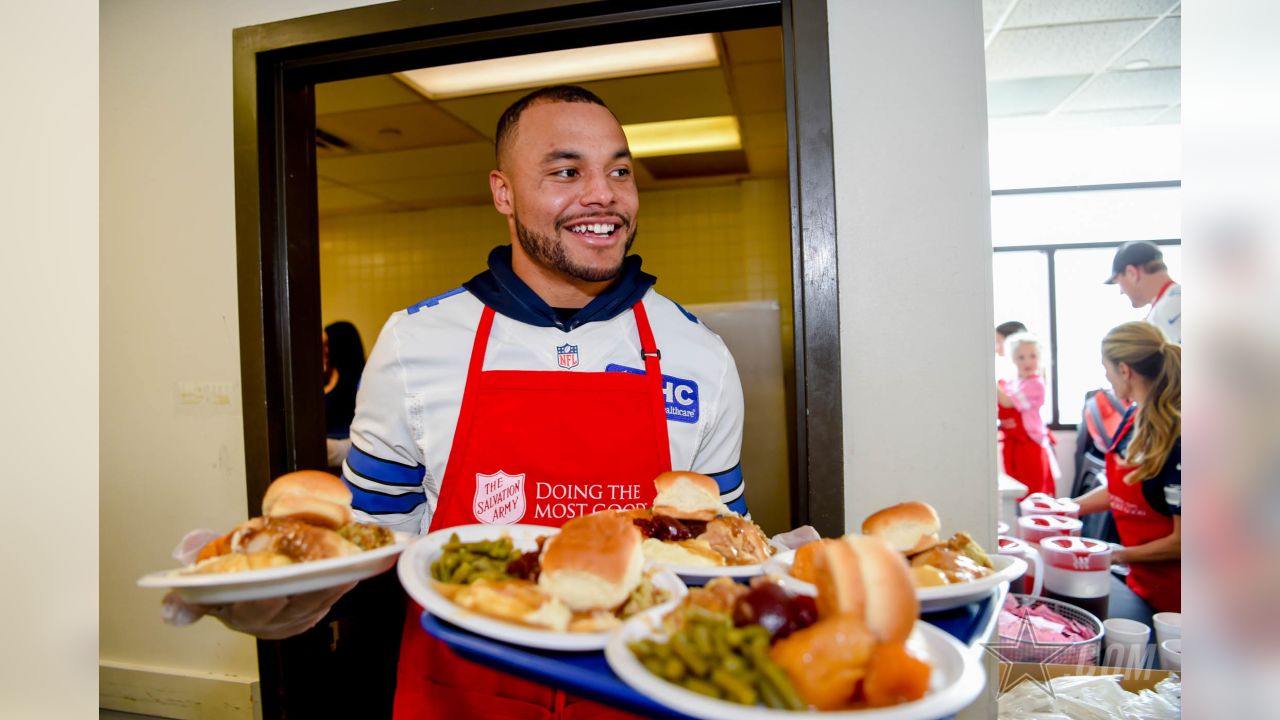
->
xmin=994 ymin=319 xmax=1027 ymax=382
xmin=165 ymin=85 xmax=747 ymax=720
xmin=1106 ymin=241 xmax=1181 ymax=343
xmin=996 ymin=332 xmax=1058 ymax=498
xmin=1073 ymin=321 xmax=1181 ymax=613
xmin=323 ymin=320 xmax=365 ymax=469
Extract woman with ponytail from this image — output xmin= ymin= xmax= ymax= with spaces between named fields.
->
xmin=1074 ymin=321 xmax=1181 ymax=612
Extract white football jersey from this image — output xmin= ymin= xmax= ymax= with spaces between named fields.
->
xmin=1147 ymin=282 xmax=1181 ymax=344
xmin=342 ymin=286 xmax=745 ymax=535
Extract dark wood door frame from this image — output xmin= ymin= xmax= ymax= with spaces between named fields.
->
xmin=233 ymin=0 xmax=841 ymax=712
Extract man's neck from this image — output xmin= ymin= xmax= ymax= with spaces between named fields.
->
xmin=1141 ymin=272 xmax=1173 ymax=305
xmin=510 ymin=247 xmax=611 ymax=309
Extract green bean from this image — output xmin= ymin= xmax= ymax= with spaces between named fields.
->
xmin=670 ymin=633 xmax=709 ymax=678
xmin=756 ymin=661 xmax=805 ymax=711
xmin=711 ymin=667 xmax=758 ymax=706
xmin=661 ymin=657 xmax=687 ymax=682
xmin=682 ymin=678 xmax=722 ymax=699
xmin=691 ymin=622 xmax=713 ymax=656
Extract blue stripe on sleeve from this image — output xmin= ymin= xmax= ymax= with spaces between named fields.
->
xmin=709 ymin=464 xmax=743 ymax=494
xmin=407 ymin=287 xmax=466 ymax=314
xmin=346 ymin=444 xmax=425 ymax=487
xmin=726 ymin=495 xmax=749 ymax=516
xmin=345 ymin=480 xmax=427 ymax=515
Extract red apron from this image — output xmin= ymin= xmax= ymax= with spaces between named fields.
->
xmin=393 ymin=302 xmax=672 ymax=720
xmin=997 ymin=381 xmax=1055 ymax=499
xmin=1106 ymin=413 xmax=1181 ymax=612
xmin=1144 ymin=279 xmax=1177 ymax=322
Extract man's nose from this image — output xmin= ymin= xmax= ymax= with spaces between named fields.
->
xmin=579 ymin=170 xmax=616 ymax=206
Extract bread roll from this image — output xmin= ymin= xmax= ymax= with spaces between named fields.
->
xmin=861 ymin=501 xmax=940 ymax=555
xmin=262 ymin=470 xmax=353 ymax=529
xmin=840 ymin=534 xmax=919 ymax=644
xmin=652 ymin=471 xmax=731 ymax=521
xmin=539 ymin=512 xmax=644 ymax=611
xmin=190 ymin=551 xmax=293 ymax=574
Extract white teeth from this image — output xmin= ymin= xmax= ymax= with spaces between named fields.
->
xmin=569 ymin=223 xmax=616 ymax=235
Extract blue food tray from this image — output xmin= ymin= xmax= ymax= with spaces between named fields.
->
xmin=420 ymin=583 xmax=1007 ymax=719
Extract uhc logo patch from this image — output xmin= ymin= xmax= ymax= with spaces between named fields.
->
xmin=606 ymin=364 xmax=699 ymax=423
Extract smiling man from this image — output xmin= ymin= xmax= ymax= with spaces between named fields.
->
xmin=167 ymin=85 xmax=749 ymax=719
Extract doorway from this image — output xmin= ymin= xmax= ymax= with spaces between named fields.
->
xmin=233 ymin=1 xmax=838 ymax=716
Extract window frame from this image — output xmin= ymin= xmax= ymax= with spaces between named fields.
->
xmin=991 ymin=180 xmax=1181 ymax=431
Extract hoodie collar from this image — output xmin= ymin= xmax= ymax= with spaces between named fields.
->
xmin=463 ymin=245 xmax=656 ymax=332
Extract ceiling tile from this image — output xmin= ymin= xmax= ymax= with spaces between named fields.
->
xmin=1003 ymin=0 xmax=1177 ymax=29
xmin=984 ymin=0 xmax=1018 ymax=31
xmin=317 ymin=103 xmax=486 ymax=153
xmin=739 ymin=111 xmax=787 ymax=147
xmin=358 ymin=175 xmax=496 ymax=207
xmin=721 ymin=27 xmax=781 ymax=64
xmin=1059 ymin=67 xmax=1180 ymax=112
xmin=987 ymin=75 xmax=1088 ymax=116
xmin=729 ymin=62 xmax=786 ymax=114
xmin=985 ymin=20 xmax=1152 ymax=80
xmin=1053 ymin=106 xmax=1172 ymax=128
xmin=318 ymin=142 xmax=495 ymax=185
xmin=639 ymin=150 xmax=748 ymax=180
xmin=317 ymin=179 xmax=398 ymax=213
xmin=1112 ymin=17 xmax=1180 ymax=69
xmin=316 ymin=75 xmax=423 ymax=115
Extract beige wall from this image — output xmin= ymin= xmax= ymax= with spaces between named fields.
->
xmin=100 ymin=1 xmax=392 ymax=716
xmin=320 ymin=180 xmax=793 ymax=369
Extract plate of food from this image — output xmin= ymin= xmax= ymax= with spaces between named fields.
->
xmin=629 ymin=471 xmax=777 ymax=585
xmin=138 ymin=471 xmax=412 ymax=604
xmin=766 ymin=502 xmax=1027 ymax=613
xmin=398 ymin=512 xmax=687 ymax=651
xmin=606 ymin=536 xmax=985 ymax=719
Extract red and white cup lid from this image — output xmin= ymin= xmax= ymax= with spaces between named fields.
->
xmin=1017 ymin=513 xmax=1083 ymax=542
xmin=1019 ymin=492 xmax=1081 ymax=518
xmin=1039 ymin=535 xmax=1112 ymax=570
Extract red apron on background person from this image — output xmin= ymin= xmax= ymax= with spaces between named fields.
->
xmin=393 ymin=302 xmax=671 ymax=720
xmin=1106 ymin=412 xmax=1181 ymax=613
xmin=997 ymin=387 xmax=1055 ymax=500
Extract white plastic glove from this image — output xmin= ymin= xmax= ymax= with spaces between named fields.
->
xmin=770 ymin=525 xmax=822 ymax=551
xmin=160 ymin=529 xmax=355 ymax=639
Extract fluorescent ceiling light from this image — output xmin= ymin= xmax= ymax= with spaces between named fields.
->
xmin=398 ymin=35 xmax=720 ymax=99
xmin=623 ymin=116 xmax=741 ymax=158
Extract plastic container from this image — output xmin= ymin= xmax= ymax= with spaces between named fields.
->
xmin=1019 ymin=492 xmax=1080 ymax=519
xmin=1039 ymin=536 xmax=1113 ymax=620
xmin=998 ymin=593 xmax=1106 ymax=666
xmin=1017 ymin=514 xmax=1083 ymax=547
xmin=996 ymin=520 xmax=1010 ymax=536
xmin=997 ymin=535 xmax=1042 ymax=596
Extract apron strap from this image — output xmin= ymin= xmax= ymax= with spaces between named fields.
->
xmin=632 ymin=301 xmax=662 ymax=377
xmin=630 ymin=300 xmax=672 ymax=475
xmin=465 ymin=305 xmax=498 ymax=388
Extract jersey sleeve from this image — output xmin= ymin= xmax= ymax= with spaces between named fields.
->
xmin=690 ymin=340 xmax=747 ymax=515
xmin=342 ymin=315 xmax=431 ymax=534
xmin=1142 ymin=437 xmax=1181 ymax=517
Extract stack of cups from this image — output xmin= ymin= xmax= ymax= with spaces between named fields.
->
xmin=997 ymin=535 xmax=1042 ymax=596
xmin=1020 ymin=492 xmax=1081 ymax=519
xmin=1103 ymin=618 xmax=1151 ymax=668
xmin=1039 ymin=536 xmax=1112 ymax=621
xmin=1154 ymin=612 xmax=1182 ymax=671
xmin=1018 ymin=515 xmax=1083 ymax=595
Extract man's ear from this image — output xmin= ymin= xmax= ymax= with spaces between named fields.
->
xmin=490 ymin=170 xmax=513 ymax=215
xmin=1126 ymin=265 xmax=1142 ymax=282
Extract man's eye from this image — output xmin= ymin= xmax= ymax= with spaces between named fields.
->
xmin=554 ymin=168 xmax=578 ymax=178
xmin=612 ymin=167 xmax=632 ymax=177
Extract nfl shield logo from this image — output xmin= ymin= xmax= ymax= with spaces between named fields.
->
xmin=473 ymin=470 xmax=526 ymax=524
xmin=556 ymin=343 xmax=579 ymax=369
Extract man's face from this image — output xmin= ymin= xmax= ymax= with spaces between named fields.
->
xmin=491 ymin=101 xmax=639 ymax=284
xmin=1115 ymin=266 xmax=1144 ymax=308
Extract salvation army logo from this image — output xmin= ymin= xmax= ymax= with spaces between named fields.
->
xmin=556 ymin=343 xmax=579 ymax=370
xmin=473 ymin=471 xmax=526 ymax=524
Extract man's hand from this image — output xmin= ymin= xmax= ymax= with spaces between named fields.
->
xmin=162 ymin=583 xmax=356 ymax=639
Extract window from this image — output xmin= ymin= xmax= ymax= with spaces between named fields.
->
xmin=992 ymin=183 xmax=1181 ymax=428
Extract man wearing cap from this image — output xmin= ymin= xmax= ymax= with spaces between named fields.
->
xmin=1106 ymin=241 xmax=1181 ymax=343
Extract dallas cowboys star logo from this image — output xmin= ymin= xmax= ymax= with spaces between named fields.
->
xmin=980 ymin=614 xmax=1075 ymax=700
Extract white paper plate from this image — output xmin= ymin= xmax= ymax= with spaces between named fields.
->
xmin=764 ymin=551 xmax=1026 ymax=613
xmin=137 ymin=531 xmax=414 ymax=604
xmin=398 ymin=523 xmax=687 ymax=651
xmin=606 ymin=605 xmax=986 ymax=719
xmin=646 ymin=558 xmax=770 ymax=586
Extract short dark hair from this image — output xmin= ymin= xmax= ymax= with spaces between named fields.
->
xmin=995 ymin=321 xmax=1027 ymax=338
xmin=494 ymin=85 xmax=611 ymax=166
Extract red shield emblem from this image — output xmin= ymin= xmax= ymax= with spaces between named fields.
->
xmin=473 ymin=470 xmax=526 ymax=524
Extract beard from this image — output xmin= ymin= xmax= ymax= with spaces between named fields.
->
xmin=515 ymin=216 xmax=636 ymax=283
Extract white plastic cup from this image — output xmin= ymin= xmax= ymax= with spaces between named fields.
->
xmin=1103 ymin=618 xmax=1152 ymax=668
xmin=1153 ymin=611 xmax=1182 ymax=648
xmin=1158 ymin=638 xmax=1182 ymax=671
